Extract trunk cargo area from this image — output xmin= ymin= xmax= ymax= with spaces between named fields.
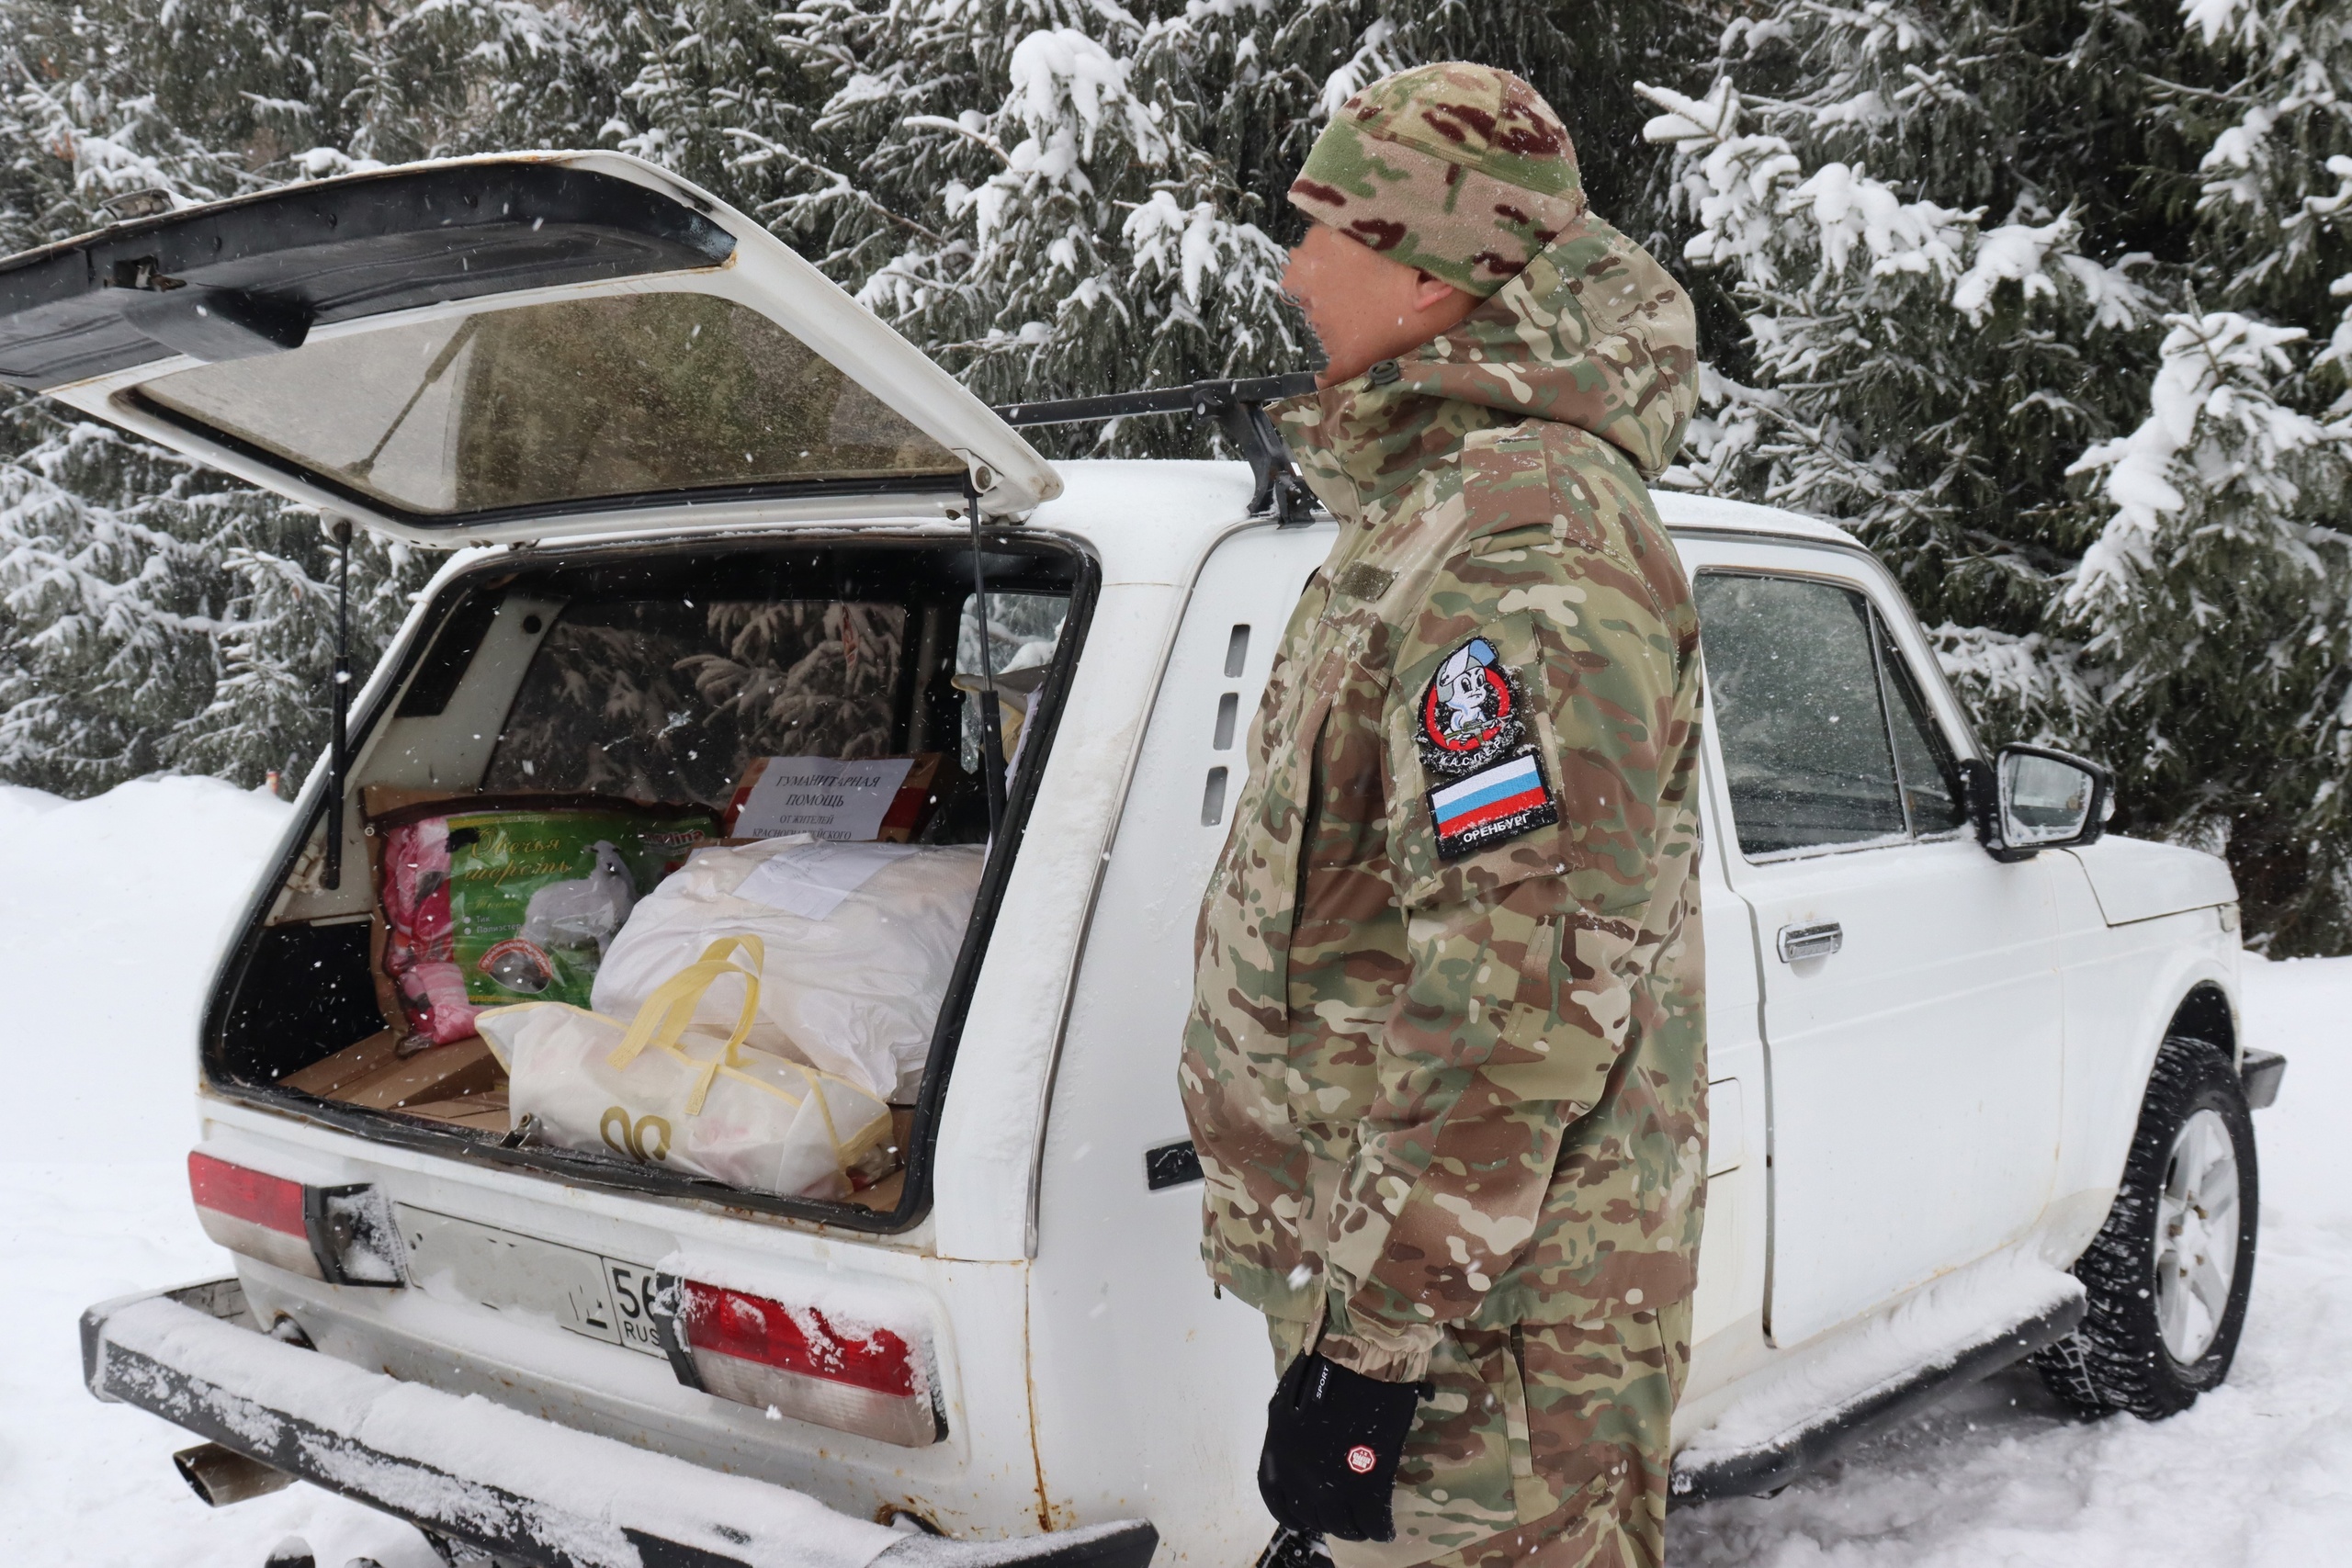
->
xmin=208 ymin=530 xmax=1088 ymax=1230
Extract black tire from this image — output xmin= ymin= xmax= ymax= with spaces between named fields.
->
xmin=2032 ymin=1036 xmax=2259 ymax=1419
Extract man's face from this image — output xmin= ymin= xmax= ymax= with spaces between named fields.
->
xmin=1282 ymin=223 xmax=1479 ymax=387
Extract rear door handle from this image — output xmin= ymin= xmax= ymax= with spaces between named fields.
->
xmin=1777 ymin=920 xmax=1843 ymax=963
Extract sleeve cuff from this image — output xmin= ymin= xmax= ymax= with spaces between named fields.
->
xmin=1317 ymin=1296 xmax=1442 ymax=1382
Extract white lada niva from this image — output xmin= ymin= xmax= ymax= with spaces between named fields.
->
xmin=0 ymin=152 xmax=2280 ymax=1568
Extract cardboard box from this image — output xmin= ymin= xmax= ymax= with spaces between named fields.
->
xmin=280 ymin=1029 xmax=405 ymax=1097
xmin=334 ymin=1035 xmax=505 ymax=1111
xmin=397 ymin=1091 xmax=512 ymax=1134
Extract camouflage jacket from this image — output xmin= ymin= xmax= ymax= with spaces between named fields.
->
xmin=1179 ymin=219 xmax=1709 ymax=1382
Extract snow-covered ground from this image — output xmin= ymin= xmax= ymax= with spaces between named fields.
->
xmin=1669 ymin=951 xmax=2352 ymax=1568
xmin=1 ymin=779 xmax=2346 ymax=1567
xmin=0 ymin=779 xmax=437 ymax=1568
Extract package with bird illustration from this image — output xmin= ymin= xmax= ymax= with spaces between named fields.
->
xmin=375 ymin=798 xmax=718 ymax=1045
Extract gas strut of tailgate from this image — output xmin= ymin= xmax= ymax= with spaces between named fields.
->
xmin=996 ymin=372 xmax=1322 ymax=525
xmin=966 ymin=471 xmax=1008 ymax=841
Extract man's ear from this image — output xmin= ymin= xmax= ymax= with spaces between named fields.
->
xmin=1412 ymin=270 xmax=1468 ymax=313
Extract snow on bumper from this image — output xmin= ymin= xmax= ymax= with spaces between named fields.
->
xmin=81 ymin=1279 xmax=1158 ymax=1568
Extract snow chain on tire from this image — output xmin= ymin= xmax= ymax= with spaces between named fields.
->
xmin=2030 ymin=1035 xmax=2259 ymax=1420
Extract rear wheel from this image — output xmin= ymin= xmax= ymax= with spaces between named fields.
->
xmin=2032 ymin=1037 xmax=2258 ymax=1419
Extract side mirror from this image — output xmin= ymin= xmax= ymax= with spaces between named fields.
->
xmin=1960 ymin=744 xmax=2112 ymax=863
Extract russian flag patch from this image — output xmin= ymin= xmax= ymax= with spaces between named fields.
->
xmin=1428 ymin=748 xmax=1559 ymax=861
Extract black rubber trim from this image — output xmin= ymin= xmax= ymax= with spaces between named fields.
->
xmin=2242 ymin=1048 xmax=2287 ymax=1111
xmin=1143 ymin=1140 xmax=1202 ymax=1191
xmin=648 ymin=1271 xmax=709 ymax=1392
xmin=876 ymin=1526 xmax=1158 ymax=1568
xmin=1667 ymin=1292 xmax=2086 ymax=1507
xmin=85 ymin=1279 xmax=1156 ymax=1568
xmin=0 ymin=161 xmax=734 ymax=391
xmin=994 ymin=373 xmax=1318 ymax=427
xmin=300 ymin=1181 xmax=400 ymax=1288
xmin=200 ymin=526 xmax=1101 ymax=1236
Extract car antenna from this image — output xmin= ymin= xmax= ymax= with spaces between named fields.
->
xmin=322 ymin=517 xmax=353 ymax=891
xmin=966 ymin=471 xmax=1008 ymax=841
xmin=996 ymin=373 xmax=1321 ymax=525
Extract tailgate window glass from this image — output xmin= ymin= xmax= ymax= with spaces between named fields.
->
xmin=1697 ymin=572 xmax=1905 ymax=856
xmin=139 ymin=292 xmax=962 ymax=517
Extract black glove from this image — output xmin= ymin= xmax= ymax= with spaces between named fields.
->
xmin=1258 ymin=1351 xmax=1428 ymax=1542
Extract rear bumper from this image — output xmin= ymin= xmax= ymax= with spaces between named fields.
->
xmin=83 ymin=1279 xmax=1156 ymax=1568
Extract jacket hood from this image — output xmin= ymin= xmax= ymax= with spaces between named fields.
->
xmin=1276 ymin=215 xmax=1699 ymax=519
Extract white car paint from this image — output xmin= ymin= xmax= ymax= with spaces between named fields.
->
xmin=204 ymin=470 xmax=2235 ymax=1565
xmin=2068 ymin=834 xmax=2242 ymax=926
xmin=1676 ymin=532 xmax=2069 ymax=1350
xmin=20 ymin=152 xmax=2244 ymax=1566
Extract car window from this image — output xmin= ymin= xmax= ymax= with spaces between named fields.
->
xmin=139 ymin=292 xmax=963 ymax=517
xmin=956 ymin=592 xmax=1070 ymax=774
xmin=1876 ymin=619 xmax=1968 ymax=835
xmin=1695 ymin=572 xmax=1907 ymax=857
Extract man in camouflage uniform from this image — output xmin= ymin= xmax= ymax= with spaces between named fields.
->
xmin=1178 ymin=63 xmax=1707 ymax=1568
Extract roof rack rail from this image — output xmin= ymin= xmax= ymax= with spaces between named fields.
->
xmin=996 ymin=373 xmax=1320 ymax=525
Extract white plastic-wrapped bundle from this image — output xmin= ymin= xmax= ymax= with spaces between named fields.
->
xmin=592 ymin=836 xmax=985 ymax=1102
xmin=478 ymin=937 xmax=892 ymax=1201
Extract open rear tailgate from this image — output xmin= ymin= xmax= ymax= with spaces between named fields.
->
xmin=0 ymin=152 xmax=1058 ymax=541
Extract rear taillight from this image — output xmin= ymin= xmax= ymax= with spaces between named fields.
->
xmin=652 ymin=1276 xmax=941 ymax=1447
xmin=189 ymin=1151 xmax=318 ymax=1278
xmin=187 ymin=1152 xmax=401 ymax=1287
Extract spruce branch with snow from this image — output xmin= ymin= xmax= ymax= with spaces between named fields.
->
xmin=1648 ymin=1 xmax=2352 ymax=952
xmin=8 ymin=0 xmax=2352 ymax=953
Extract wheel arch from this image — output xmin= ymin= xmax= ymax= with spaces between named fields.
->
xmin=2165 ymin=982 xmax=2237 ymax=1063
xmin=2048 ymin=933 xmax=2242 ymax=1265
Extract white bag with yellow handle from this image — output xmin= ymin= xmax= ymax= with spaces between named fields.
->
xmin=590 ymin=837 xmax=985 ymax=1104
xmin=476 ymin=936 xmax=892 ymax=1201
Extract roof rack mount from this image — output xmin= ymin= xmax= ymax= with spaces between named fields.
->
xmin=996 ymin=373 xmax=1320 ymax=525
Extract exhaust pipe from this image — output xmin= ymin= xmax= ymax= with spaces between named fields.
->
xmin=173 ymin=1442 xmax=296 ymax=1506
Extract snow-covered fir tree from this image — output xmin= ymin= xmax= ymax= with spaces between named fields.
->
xmin=0 ymin=0 xmax=617 ymax=792
xmin=6 ymin=0 xmax=2352 ymax=952
xmin=588 ymin=0 xmax=1711 ymax=454
xmin=1645 ymin=1 xmax=2352 ymax=953
xmin=0 ymin=0 xmax=1715 ymax=788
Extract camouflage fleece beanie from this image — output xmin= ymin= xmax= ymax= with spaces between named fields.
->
xmin=1289 ymin=62 xmax=1588 ymax=298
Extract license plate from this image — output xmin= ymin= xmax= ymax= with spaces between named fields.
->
xmin=394 ymin=1205 xmax=668 ymax=1359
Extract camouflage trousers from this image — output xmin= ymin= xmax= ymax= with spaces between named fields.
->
xmin=1269 ymin=1304 xmax=1688 ymax=1568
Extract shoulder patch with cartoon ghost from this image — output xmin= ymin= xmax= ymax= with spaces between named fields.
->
xmin=1418 ymin=636 xmax=1560 ymax=861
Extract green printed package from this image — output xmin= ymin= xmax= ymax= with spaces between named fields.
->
xmin=379 ymin=804 xmax=718 ymax=1037
xmin=450 ymin=808 xmax=716 ymax=1005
